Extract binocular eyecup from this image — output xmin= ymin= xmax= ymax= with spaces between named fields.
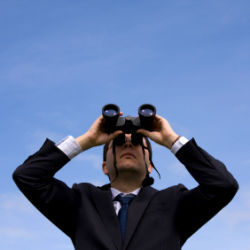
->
xmin=102 ymin=104 xmax=156 ymax=134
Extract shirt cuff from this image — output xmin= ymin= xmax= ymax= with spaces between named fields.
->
xmin=170 ymin=136 xmax=189 ymax=155
xmin=56 ymin=135 xmax=82 ymax=159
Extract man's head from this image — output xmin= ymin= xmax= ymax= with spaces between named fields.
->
xmin=102 ymin=133 xmax=157 ymax=185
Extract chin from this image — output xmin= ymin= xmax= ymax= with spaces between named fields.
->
xmin=117 ymin=164 xmax=143 ymax=175
xmin=116 ymin=162 xmax=135 ymax=171
xmin=119 ymin=164 xmax=136 ymax=171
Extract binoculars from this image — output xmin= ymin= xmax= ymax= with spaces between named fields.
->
xmin=102 ymin=104 xmax=156 ymax=134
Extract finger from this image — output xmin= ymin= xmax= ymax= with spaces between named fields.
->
xmin=154 ymin=114 xmax=161 ymax=119
xmin=108 ymin=130 xmax=123 ymax=141
xmin=154 ymin=114 xmax=164 ymax=121
xmin=137 ymin=129 xmax=151 ymax=137
xmin=97 ymin=116 xmax=106 ymax=131
xmin=94 ymin=115 xmax=104 ymax=126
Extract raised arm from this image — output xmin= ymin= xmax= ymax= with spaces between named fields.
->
xmin=175 ymin=138 xmax=238 ymax=244
xmin=138 ymin=115 xmax=239 ymax=244
xmin=12 ymin=115 xmax=122 ymax=237
xmin=12 ymin=138 xmax=78 ymax=237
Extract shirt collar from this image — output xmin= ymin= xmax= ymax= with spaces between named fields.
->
xmin=110 ymin=187 xmax=141 ymax=200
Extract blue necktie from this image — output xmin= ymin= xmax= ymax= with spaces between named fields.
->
xmin=116 ymin=194 xmax=135 ymax=240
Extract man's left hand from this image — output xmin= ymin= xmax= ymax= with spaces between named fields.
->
xmin=137 ymin=115 xmax=179 ymax=149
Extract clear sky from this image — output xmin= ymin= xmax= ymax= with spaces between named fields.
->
xmin=1 ymin=0 xmax=250 ymax=249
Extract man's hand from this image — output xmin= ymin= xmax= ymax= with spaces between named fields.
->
xmin=75 ymin=114 xmax=123 ymax=151
xmin=137 ymin=115 xmax=179 ymax=149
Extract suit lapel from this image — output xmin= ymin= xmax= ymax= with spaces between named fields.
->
xmin=123 ymin=186 xmax=158 ymax=249
xmin=91 ymin=184 xmax=122 ymax=250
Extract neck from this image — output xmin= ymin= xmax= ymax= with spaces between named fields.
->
xmin=111 ymin=182 xmax=141 ymax=193
xmin=110 ymin=174 xmax=144 ymax=193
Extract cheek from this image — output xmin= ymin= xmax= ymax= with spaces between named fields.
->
xmin=106 ymin=151 xmax=115 ymax=170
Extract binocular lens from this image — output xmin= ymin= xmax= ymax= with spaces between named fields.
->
xmin=102 ymin=104 xmax=120 ymax=117
xmin=140 ymin=108 xmax=154 ymax=117
xmin=138 ymin=104 xmax=156 ymax=118
xmin=104 ymin=109 xmax=118 ymax=117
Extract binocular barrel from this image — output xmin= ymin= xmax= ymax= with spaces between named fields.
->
xmin=138 ymin=104 xmax=156 ymax=130
xmin=102 ymin=104 xmax=120 ymax=133
xmin=102 ymin=104 xmax=156 ymax=134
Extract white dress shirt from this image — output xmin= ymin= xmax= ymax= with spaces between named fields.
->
xmin=110 ymin=187 xmax=140 ymax=215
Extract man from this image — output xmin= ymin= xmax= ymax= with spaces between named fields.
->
xmin=13 ymin=113 xmax=238 ymax=250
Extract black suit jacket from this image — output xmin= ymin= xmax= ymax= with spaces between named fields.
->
xmin=13 ymin=138 xmax=238 ymax=250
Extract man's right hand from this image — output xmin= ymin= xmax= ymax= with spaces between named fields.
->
xmin=75 ymin=115 xmax=123 ymax=151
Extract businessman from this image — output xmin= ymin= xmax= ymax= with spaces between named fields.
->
xmin=13 ymin=112 xmax=238 ymax=250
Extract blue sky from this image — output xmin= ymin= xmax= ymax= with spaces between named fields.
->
xmin=1 ymin=0 xmax=250 ymax=249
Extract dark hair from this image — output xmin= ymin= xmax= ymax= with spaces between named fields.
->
xmin=103 ymin=137 xmax=160 ymax=178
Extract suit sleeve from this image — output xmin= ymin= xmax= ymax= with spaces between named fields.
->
xmin=174 ymin=138 xmax=239 ymax=244
xmin=12 ymin=138 xmax=79 ymax=238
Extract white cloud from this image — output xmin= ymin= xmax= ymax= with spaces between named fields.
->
xmin=0 ymin=193 xmax=34 ymax=214
xmin=32 ymin=129 xmax=64 ymax=142
xmin=90 ymin=179 xmax=106 ymax=186
xmin=0 ymin=227 xmax=34 ymax=239
xmin=222 ymin=209 xmax=250 ymax=228
xmin=75 ymin=153 xmax=102 ymax=169
xmin=25 ymin=129 xmax=64 ymax=152
xmin=166 ymin=161 xmax=189 ymax=177
xmin=35 ymin=111 xmax=81 ymax=132
xmin=219 ymin=186 xmax=250 ymax=228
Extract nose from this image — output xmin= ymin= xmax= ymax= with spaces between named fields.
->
xmin=123 ymin=134 xmax=133 ymax=147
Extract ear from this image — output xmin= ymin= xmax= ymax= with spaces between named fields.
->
xmin=148 ymin=163 xmax=153 ymax=174
xmin=102 ymin=161 xmax=108 ymax=175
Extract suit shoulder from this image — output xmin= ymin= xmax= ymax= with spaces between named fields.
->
xmin=72 ymin=182 xmax=98 ymax=191
xmin=159 ymin=184 xmax=188 ymax=196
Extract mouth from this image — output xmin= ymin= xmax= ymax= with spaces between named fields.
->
xmin=120 ymin=152 xmax=136 ymax=159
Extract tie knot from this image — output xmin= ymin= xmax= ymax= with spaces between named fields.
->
xmin=116 ymin=194 xmax=135 ymax=205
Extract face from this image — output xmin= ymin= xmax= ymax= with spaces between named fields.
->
xmin=102 ymin=134 xmax=153 ymax=181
